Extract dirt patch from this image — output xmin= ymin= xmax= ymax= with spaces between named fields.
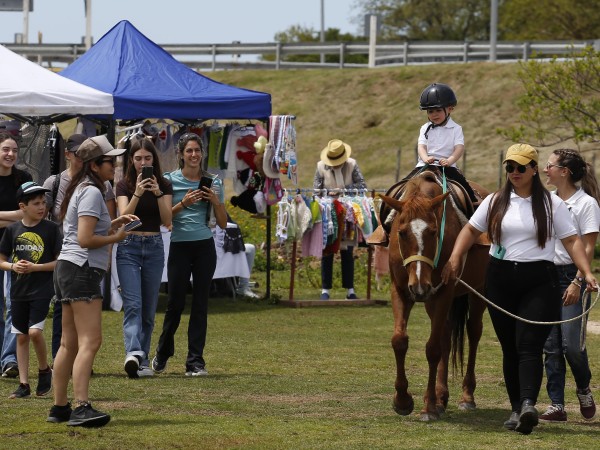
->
xmin=587 ymin=321 xmax=600 ymax=334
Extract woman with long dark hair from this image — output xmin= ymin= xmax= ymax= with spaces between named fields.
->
xmin=539 ymin=149 xmax=600 ymax=423
xmin=116 ymin=137 xmax=172 ymax=378
xmin=442 ymin=144 xmax=598 ymax=435
xmin=151 ymin=132 xmax=226 ymax=377
xmin=48 ymin=136 xmax=136 ymax=427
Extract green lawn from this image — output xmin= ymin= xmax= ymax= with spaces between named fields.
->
xmin=1 ymin=290 xmax=600 ymax=449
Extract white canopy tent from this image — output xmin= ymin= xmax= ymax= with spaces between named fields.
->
xmin=0 ymin=44 xmax=113 ymax=117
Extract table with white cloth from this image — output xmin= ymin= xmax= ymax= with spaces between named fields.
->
xmin=109 ymin=223 xmax=249 ymax=311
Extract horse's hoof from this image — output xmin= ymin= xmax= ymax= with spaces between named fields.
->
xmin=420 ymin=412 xmax=440 ymax=422
xmin=393 ymin=398 xmax=414 ymax=416
xmin=458 ymin=401 xmax=477 ymax=411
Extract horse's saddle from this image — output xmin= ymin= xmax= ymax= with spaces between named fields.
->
xmin=367 ymin=169 xmax=480 ymax=246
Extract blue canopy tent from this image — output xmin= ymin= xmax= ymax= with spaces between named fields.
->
xmin=60 ymin=20 xmax=271 ymax=121
xmin=60 ymin=20 xmax=274 ymax=301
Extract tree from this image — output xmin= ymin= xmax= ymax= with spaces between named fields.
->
xmin=499 ymin=47 xmax=600 ymax=148
xmin=354 ymin=0 xmax=490 ymax=41
xmin=499 ymin=0 xmax=600 ymax=40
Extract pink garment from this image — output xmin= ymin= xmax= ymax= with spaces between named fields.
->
xmin=301 ymin=223 xmax=323 ymax=258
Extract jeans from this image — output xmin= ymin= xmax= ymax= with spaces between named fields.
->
xmin=485 ymin=258 xmax=561 ymax=410
xmin=156 ymin=239 xmax=216 ymax=370
xmin=543 ymin=264 xmax=592 ymax=405
xmin=321 ymin=246 xmax=354 ymax=289
xmin=116 ymin=234 xmax=165 ymax=367
xmin=1 ymin=274 xmax=17 ymax=370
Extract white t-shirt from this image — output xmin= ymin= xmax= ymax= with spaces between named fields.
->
xmin=470 ymin=191 xmax=576 ymax=262
xmin=416 ymin=117 xmax=464 ymax=167
xmin=552 ymin=189 xmax=600 ymax=265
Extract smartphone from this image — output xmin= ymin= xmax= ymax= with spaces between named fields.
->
xmin=124 ymin=219 xmax=142 ymax=232
xmin=199 ymin=176 xmax=213 ymax=202
xmin=141 ymin=166 xmax=153 ymax=180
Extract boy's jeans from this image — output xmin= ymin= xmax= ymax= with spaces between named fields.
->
xmin=544 ymin=264 xmax=592 ymax=405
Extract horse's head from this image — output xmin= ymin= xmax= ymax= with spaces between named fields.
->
xmin=381 ymin=178 xmax=450 ymax=301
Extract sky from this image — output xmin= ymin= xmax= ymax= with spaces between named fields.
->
xmin=0 ymin=0 xmax=361 ymax=45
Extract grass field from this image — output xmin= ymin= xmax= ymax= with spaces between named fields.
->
xmin=1 ymin=290 xmax=600 ymax=449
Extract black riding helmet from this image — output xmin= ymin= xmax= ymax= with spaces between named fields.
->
xmin=419 ymin=83 xmax=457 ymax=110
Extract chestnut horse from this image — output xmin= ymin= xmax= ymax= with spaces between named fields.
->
xmin=380 ymin=171 xmax=489 ymax=421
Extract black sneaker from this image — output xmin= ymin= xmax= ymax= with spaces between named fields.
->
xmin=67 ymin=402 xmax=111 ymax=427
xmin=36 ymin=368 xmax=52 ymax=396
xmin=9 ymin=383 xmax=31 ymax=399
xmin=2 ymin=361 xmax=19 ymax=378
xmin=151 ymin=355 xmax=167 ymax=374
xmin=47 ymin=403 xmax=72 ymax=423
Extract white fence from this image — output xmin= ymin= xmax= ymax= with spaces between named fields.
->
xmin=4 ymin=39 xmax=600 ymax=71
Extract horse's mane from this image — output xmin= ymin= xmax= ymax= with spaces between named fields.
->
xmin=400 ymin=172 xmax=442 ymax=220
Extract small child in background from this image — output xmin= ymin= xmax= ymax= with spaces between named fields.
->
xmin=405 ymin=82 xmax=478 ymax=204
xmin=0 ymin=182 xmax=62 ymax=399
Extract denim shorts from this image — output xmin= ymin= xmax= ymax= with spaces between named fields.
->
xmin=53 ymin=260 xmax=105 ymax=304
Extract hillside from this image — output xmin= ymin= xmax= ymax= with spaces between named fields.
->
xmin=210 ymin=63 xmax=587 ymax=192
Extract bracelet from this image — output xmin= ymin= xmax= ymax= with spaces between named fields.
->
xmin=571 ymin=280 xmax=582 ymax=288
xmin=132 ymin=193 xmax=141 ymax=198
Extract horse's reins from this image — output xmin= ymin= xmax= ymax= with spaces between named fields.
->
xmin=457 ymin=278 xmax=599 ymax=351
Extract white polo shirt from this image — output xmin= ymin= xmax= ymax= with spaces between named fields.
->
xmin=471 ymin=191 xmax=576 ymax=262
xmin=416 ymin=117 xmax=464 ymax=167
xmin=553 ymin=189 xmax=600 ymax=265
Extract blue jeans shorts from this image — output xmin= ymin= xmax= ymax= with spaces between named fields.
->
xmin=53 ymin=260 xmax=105 ymax=304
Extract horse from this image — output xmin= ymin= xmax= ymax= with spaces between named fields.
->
xmin=380 ymin=170 xmax=490 ymax=421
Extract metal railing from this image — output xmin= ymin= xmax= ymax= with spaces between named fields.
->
xmin=3 ymin=39 xmax=599 ymax=71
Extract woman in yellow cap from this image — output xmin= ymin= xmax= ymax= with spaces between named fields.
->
xmin=313 ymin=139 xmax=366 ymax=300
xmin=441 ymin=143 xmax=598 ymax=435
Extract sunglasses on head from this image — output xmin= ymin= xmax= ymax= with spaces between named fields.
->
xmin=505 ymin=163 xmax=529 ymax=174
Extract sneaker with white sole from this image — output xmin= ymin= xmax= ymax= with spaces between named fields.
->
xmin=576 ymin=387 xmax=596 ymax=420
xmin=185 ymin=365 xmax=208 ymax=376
xmin=124 ymin=355 xmax=139 ymax=378
xmin=539 ymin=404 xmax=567 ymax=423
xmin=137 ymin=366 xmax=154 ymax=377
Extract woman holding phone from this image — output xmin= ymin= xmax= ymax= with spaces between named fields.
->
xmin=115 ymin=138 xmax=172 ymax=378
xmin=152 ymin=132 xmax=226 ymax=376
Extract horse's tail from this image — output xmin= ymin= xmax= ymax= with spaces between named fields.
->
xmin=450 ymin=293 xmax=469 ymax=375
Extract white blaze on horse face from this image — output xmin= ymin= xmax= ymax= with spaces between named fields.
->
xmin=410 ymin=218 xmax=428 ymax=284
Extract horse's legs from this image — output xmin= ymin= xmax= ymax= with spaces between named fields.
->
xmin=421 ymin=298 xmax=452 ymax=421
xmin=391 ymin=286 xmax=415 ymax=416
xmin=458 ymin=295 xmax=486 ymax=410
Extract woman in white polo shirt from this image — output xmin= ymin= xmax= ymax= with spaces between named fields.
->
xmin=539 ymin=149 xmax=600 ymax=423
xmin=441 ymin=144 xmax=598 ymax=435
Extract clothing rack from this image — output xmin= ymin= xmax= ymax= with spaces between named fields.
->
xmin=279 ymin=187 xmax=387 ymax=303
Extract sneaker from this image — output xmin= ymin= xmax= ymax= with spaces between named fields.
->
xmin=539 ymin=404 xmax=567 ymax=423
xmin=137 ymin=366 xmax=154 ymax=377
xmin=36 ymin=368 xmax=53 ymax=396
xmin=185 ymin=365 xmax=208 ymax=377
xmin=2 ymin=361 xmax=18 ymax=378
xmin=47 ymin=402 xmax=72 ymax=423
xmin=346 ymin=293 xmax=358 ymax=299
xmin=9 ymin=383 xmax=31 ymax=399
xmin=236 ymin=288 xmax=260 ymax=299
xmin=124 ymin=355 xmax=140 ymax=379
xmin=320 ymin=293 xmax=330 ymax=300
xmin=576 ymin=387 xmax=596 ymax=420
xmin=67 ymin=402 xmax=111 ymax=427
xmin=151 ymin=355 xmax=167 ymax=374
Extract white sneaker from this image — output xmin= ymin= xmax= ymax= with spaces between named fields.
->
xmin=236 ymin=288 xmax=260 ymax=299
xmin=137 ymin=366 xmax=154 ymax=377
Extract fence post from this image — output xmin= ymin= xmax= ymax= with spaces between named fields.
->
xmin=276 ymin=42 xmax=281 ymax=70
xmin=368 ymin=15 xmax=377 ymax=68
xmin=339 ymin=42 xmax=345 ymax=69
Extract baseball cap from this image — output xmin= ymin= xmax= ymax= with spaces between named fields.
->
xmin=76 ymin=135 xmax=126 ymax=162
xmin=16 ymin=181 xmax=50 ymax=202
xmin=503 ymin=143 xmax=539 ymax=165
xmin=66 ymin=134 xmax=88 ymax=153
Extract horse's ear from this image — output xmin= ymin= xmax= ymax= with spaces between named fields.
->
xmin=430 ymin=192 xmax=450 ymax=208
xmin=379 ymin=194 xmax=405 ymax=212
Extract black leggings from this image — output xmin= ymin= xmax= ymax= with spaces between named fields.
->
xmin=485 ymin=258 xmax=561 ymax=410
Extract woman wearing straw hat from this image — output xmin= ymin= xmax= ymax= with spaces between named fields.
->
xmin=313 ymin=139 xmax=366 ymax=300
